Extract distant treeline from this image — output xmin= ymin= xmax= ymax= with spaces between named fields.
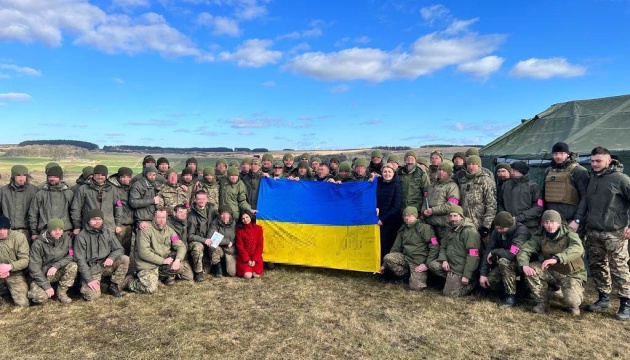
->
xmin=19 ymin=140 xmax=99 ymax=150
xmin=372 ymin=146 xmax=412 ymax=150
xmin=419 ymin=144 xmax=482 ymax=148
xmin=6 ymin=145 xmax=88 ymax=159
xmin=102 ymin=145 xmax=269 ymax=153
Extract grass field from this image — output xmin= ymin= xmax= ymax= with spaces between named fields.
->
xmin=1 ymin=265 xmax=629 ymax=359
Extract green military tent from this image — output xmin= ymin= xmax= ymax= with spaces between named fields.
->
xmin=480 ymin=94 xmax=630 ymax=184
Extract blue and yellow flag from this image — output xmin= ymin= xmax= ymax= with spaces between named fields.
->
xmin=257 ymin=177 xmax=380 ymax=272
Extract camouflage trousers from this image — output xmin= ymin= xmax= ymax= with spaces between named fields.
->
xmin=211 ymin=246 xmax=236 ymax=277
xmin=428 ymin=260 xmax=476 ymax=297
xmin=128 ymin=260 xmax=193 ymax=294
xmin=485 ymin=258 xmax=519 ymax=295
xmin=382 ymin=252 xmax=428 ymax=291
xmin=0 ymin=272 xmax=29 ymax=306
xmin=525 ymin=261 xmax=584 ymax=308
xmin=189 ymin=242 xmax=208 ymax=274
xmin=117 ymin=225 xmax=137 ymax=272
xmin=28 ymin=262 xmax=78 ymax=304
xmin=586 ymin=229 xmax=630 ymax=298
xmin=80 ymin=255 xmax=130 ymax=301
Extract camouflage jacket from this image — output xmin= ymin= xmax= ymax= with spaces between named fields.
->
xmin=158 ymin=183 xmax=190 ymax=210
xmin=422 ymin=177 xmax=460 ymax=228
xmin=459 ymin=170 xmax=496 ymax=230
xmin=194 ymin=179 xmax=220 ymax=209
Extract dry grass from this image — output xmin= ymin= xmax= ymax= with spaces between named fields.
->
xmin=1 ymin=266 xmax=629 ymax=359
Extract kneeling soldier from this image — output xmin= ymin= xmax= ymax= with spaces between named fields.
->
xmin=74 ymin=209 xmax=129 ymax=301
xmin=127 ymin=208 xmax=191 ymax=294
xmin=381 ymin=206 xmax=439 ymax=291
xmin=28 ymin=218 xmax=77 ymax=304
xmin=429 ymin=205 xmax=481 ymax=297
xmin=517 ymin=210 xmax=586 ymax=316
xmin=0 ymin=215 xmax=29 ymax=306
xmin=479 ymin=211 xmax=531 ymax=307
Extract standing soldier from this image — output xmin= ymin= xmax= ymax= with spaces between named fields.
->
xmin=0 ymin=165 xmax=39 ymax=242
xmin=72 ymin=166 xmax=93 ymax=193
xmin=242 ymin=158 xmax=262 ymax=211
xmin=185 ymin=157 xmax=201 ymax=182
xmin=187 ymin=190 xmax=217 ymax=282
xmin=260 ymin=154 xmax=274 ymax=176
xmin=27 ymin=219 xmax=77 ymax=304
xmin=542 ymin=142 xmax=590 ymax=231
xmin=517 ymin=210 xmax=586 ymax=316
xmin=73 ymin=209 xmax=129 ymax=301
xmin=368 ymin=150 xmax=384 ymax=176
xmin=127 ymin=208 xmax=191 ymax=293
xmin=109 ymin=167 xmax=135 ymax=256
xmin=159 ymin=170 xmax=190 ymax=211
xmin=195 ymin=168 xmax=220 ymax=209
xmin=459 ymin=155 xmax=496 ymax=244
xmin=387 ymin=154 xmax=401 ymax=172
xmin=215 ymin=159 xmax=229 ymax=182
xmin=582 ymin=146 xmax=630 ymax=320
xmin=220 ymin=167 xmax=254 ymax=218
xmin=156 ymin=157 xmax=170 ymax=179
xmin=329 ymin=157 xmax=340 ymax=177
xmin=71 ymin=165 xmax=115 ymax=233
xmin=497 ymin=161 xmax=543 ymax=233
xmin=495 ymin=162 xmax=512 ymax=189
xmin=129 ymin=166 xmax=161 ymax=228
xmin=398 ymin=151 xmax=430 ymax=213
xmin=428 ymin=150 xmax=443 ymax=186
xmin=422 ymin=162 xmax=460 ymax=241
xmin=29 ymin=165 xmax=74 ymax=242
xmin=271 ymin=161 xmax=285 ymax=179
xmin=380 ymin=207 xmax=438 ymax=290
xmin=451 ymin=152 xmax=466 ymax=174
xmin=133 ymin=155 xmax=165 ymax=185
xmin=428 ymin=205 xmax=481 ymax=297
xmin=209 ymin=205 xmax=237 ymax=277
xmin=0 ymin=215 xmax=29 ymax=307
xmin=179 ymin=168 xmax=196 ymax=200
xmin=282 ymin=153 xmax=295 ymax=176
xmin=479 ymin=212 xmax=531 ymax=307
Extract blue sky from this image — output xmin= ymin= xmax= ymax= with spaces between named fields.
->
xmin=1 ymin=0 xmax=629 ymax=150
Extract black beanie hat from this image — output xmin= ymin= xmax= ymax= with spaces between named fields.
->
xmin=181 ymin=168 xmax=194 ymax=176
xmin=494 ymin=211 xmax=515 ymax=227
xmin=552 ymin=142 xmax=569 ymax=153
xmin=93 ymin=165 xmax=109 ymax=176
xmin=143 ymin=155 xmax=156 ymax=165
xmin=117 ymin=167 xmax=133 ymax=177
xmin=0 ymin=215 xmax=10 ymax=229
xmin=157 ymin=157 xmax=169 ymax=165
xmin=88 ymin=208 xmax=104 ymax=220
xmin=510 ymin=161 xmax=529 ymax=175
xmin=186 ymin=157 xmax=198 ymax=165
xmin=46 ymin=165 xmax=64 ymax=179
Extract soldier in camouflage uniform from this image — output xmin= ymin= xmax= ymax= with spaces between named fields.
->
xmin=282 ymin=153 xmax=295 ymax=176
xmin=156 ymin=157 xmax=170 ymax=180
xmin=479 ymin=212 xmax=531 ymax=307
xmin=397 ymin=151 xmax=431 ymax=213
xmin=422 ymin=162 xmax=460 ymax=241
xmin=27 ymin=219 xmax=76 ymax=304
xmin=582 ymin=146 xmax=630 ymax=320
xmin=387 ymin=154 xmax=400 ymax=172
xmin=353 ymin=158 xmax=373 ymax=181
xmin=219 ymin=167 xmax=254 ymax=218
xmin=332 ymin=161 xmax=354 ymax=183
xmin=458 ymin=155 xmax=496 ymax=244
xmin=127 ymin=209 xmax=190 ymax=293
xmin=215 ymin=158 xmax=229 ymax=182
xmin=329 ymin=157 xmax=340 ymax=177
xmin=209 ymin=205 xmax=237 ymax=277
xmin=129 ymin=166 xmax=161 ymax=226
xmin=28 ymin=165 xmax=74 ymax=242
xmin=0 ymin=216 xmax=29 ymax=306
xmin=451 ymin=152 xmax=466 ymax=175
xmin=427 ymin=150 xmax=443 ymax=186
xmin=288 ymin=160 xmax=313 ymax=180
xmin=0 ymin=165 xmax=39 ymax=243
xmin=74 ymin=209 xmax=129 ymax=301
xmin=260 ymin=154 xmax=274 ymax=176
xmin=187 ymin=191 xmax=217 ymax=281
xmin=381 ymin=207 xmax=439 ymax=291
xmin=194 ymin=168 xmax=220 ymax=209
xmin=428 ymin=205 xmax=481 ymax=297
xmin=159 ymin=170 xmax=190 ymax=211
xmin=271 ymin=161 xmax=285 ymax=179
xmin=517 ymin=210 xmax=586 ymax=316
xmin=368 ymin=150 xmax=383 ymax=176
xmin=72 ymin=166 xmax=93 ymax=193
xmin=109 ymin=167 xmax=135 ymax=257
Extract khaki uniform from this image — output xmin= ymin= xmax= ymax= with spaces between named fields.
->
xmin=397 ymin=165 xmax=431 ymax=213
xmin=0 ymin=181 xmax=39 ymax=238
xmin=158 ymin=183 xmax=190 ymax=211
xmin=422 ymin=177 xmax=460 ymax=240
xmin=194 ymin=179 xmax=220 ymax=209
xmin=0 ymin=231 xmax=29 ymax=306
xmin=459 ymin=170 xmax=496 ymax=239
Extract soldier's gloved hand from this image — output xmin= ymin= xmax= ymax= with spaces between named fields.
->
xmin=478 ymin=227 xmax=490 ymax=238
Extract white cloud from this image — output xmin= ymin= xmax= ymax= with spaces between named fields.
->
xmin=445 ymin=18 xmax=478 ymax=35
xmin=261 ymin=80 xmax=276 ymax=87
xmin=0 ymin=92 xmax=32 ymax=101
xmin=420 ymin=4 xmax=449 ymax=23
xmin=219 ymin=38 xmax=282 ymax=67
xmin=331 ymin=84 xmax=349 ymax=93
xmin=286 ymin=32 xmax=504 ymax=82
xmin=0 ymin=64 xmax=42 ymax=76
xmin=289 ymin=42 xmax=311 ymax=55
xmin=197 ymin=12 xmax=241 ymax=36
xmin=0 ymin=1 xmax=200 ymax=57
xmin=112 ymin=0 xmax=150 ymax=10
xmin=235 ymin=0 xmax=267 ymax=20
xmin=112 ymin=77 xmax=125 ymax=84
xmin=456 ymin=55 xmax=504 ymax=78
xmin=277 ymin=19 xmax=326 ymax=41
xmin=354 ymin=36 xmax=371 ymax=44
xmin=509 ymin=57 xmax=587 ymax=79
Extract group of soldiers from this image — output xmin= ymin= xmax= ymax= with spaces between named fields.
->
xmin=378 ymin=142 xmax=630 ymax=321
xmin=0 ymin=145 xmax=629 ymax=322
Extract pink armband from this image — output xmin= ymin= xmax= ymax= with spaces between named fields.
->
xmin=537 ymin=199 xmax=543 ymax=207
xmin=430 ymin=237 xmax=438 ymax=245
xmin=509 ymin=245 xmax=520 ymax=255
xmin=448 ymin=197 xmax=459 ymax=205
xmin=423 ymin=192 xmax=427 ymax=197
xmin=69 ymin=249 xmax=74 ymax=256
xmin=468 ymin=248 xmax=479 ymax=256
xmin=116 ymin=199 xmax=123 ymax=207
xmin=171 ymin=236 xmax=179 ymax=243
xmin=185 ymin=202 xmax=190 ymax=208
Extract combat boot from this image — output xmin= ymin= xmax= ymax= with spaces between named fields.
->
xmin=615 ymin=297 xmax=630 ymax=321
xmin=109 ymin=283 xmax=126 ymax=297
xmin=532 ymin=302 xmax=548 ymax=314
xmin=212 ymin=263 xmax=223 ymax=278
xmin=162 ymin=277 xmax=175 ymax=286
xmin=568 ymin=307 xmax=580 ymax=316
xmin=586 ymin=292 xmax=610 ymax=312
xmin=193 ymin=272 xmax=205 ymax=282
xmin=57 ymin=291 xmax=72 ymax=304
xmin=500 ymin=294 xmax=517 ymax=308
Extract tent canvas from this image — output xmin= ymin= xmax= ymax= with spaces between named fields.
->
xmin=480 ymin=94 xmax=630 ymax=184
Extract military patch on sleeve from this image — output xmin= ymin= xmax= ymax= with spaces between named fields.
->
xmin=448 ymin=197 xmax=459 ymax=205
xmin=171 ymin=236 xmax=179 ymax=243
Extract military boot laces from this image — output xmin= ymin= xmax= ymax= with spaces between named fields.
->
xmin=500 ymin=295 xmax=517 ymax=308
xmin=615 ymin=297 xmax=630 ymax=321
xmin=109 ymin=283 xmax=126 ymax=297
xmin=586 ymin=292 xmax=610 ymax=312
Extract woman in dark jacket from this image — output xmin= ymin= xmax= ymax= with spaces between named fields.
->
xmin=376 ymin=164 xmax=403 ymax=263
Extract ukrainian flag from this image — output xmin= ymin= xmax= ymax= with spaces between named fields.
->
xmin=257 ymin=177 xmax=380 ymax=272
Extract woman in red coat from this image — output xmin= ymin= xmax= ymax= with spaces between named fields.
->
xmin=235 ymin=210 xmax=264 ymax=278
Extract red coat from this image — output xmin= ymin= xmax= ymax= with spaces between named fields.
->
xmin=235 ymin=223 xmax=264 ymax=276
